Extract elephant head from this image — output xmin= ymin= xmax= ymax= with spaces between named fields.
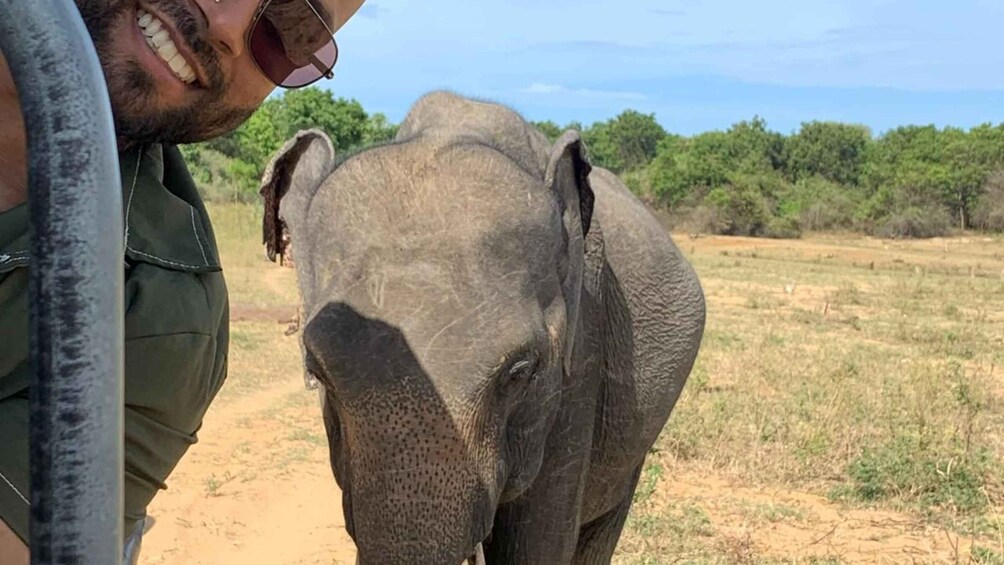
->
xmin=260 ymin=94 xmax=594 ymax=564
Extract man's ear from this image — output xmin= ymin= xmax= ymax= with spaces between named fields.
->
xmin=260 ymin=129 xmax=335 ymax=264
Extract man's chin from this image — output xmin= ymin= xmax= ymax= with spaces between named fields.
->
xmin=111 ymin=94 xmax=257 ymax=146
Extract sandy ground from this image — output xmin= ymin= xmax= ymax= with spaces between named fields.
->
xmin=140 ymin=364 xmax=356 ymax=564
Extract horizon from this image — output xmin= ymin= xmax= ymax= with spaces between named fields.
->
xmin=316 ymin=0 xmax=1004 ymax=137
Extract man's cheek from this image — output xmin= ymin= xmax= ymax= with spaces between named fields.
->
xmin=228 ymin=60 xmax=276 ymax=109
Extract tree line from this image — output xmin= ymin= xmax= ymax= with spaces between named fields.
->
xmin=179 ymin=87 xmax=397 ymax=203
xmin=182 ymin=87 xmax=1004 ymax=238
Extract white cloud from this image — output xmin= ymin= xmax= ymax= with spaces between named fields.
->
xmin=523 ymin=83 xmax=563 ymax=94
xmin=520 ymin=83 xmax=647 ymax=101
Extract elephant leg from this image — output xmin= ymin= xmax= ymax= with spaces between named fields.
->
xmin=571 ymin=464 xmax=643 ymax=565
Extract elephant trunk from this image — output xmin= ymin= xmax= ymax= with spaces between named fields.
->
xmin=337 ymin=392 xmax=500 ymax=565
xmin=355 ymin=542 xmax=485 ymax=565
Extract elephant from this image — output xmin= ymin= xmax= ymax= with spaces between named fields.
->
xmin=259 ymin=91 xmax=706 ymax=565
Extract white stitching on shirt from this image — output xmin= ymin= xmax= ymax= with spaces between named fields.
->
xmin=0 ymin=470 xmax=29 ymax=506
xmin=1 ymin=148 xmax=213 ymax=272
xmin=0 ymin=251 xmax=29 ymax=265
xmin=123 ymin=148 xmax=142 ymax=249
xmin=121 ymin=146 xmax=213 ymax=271
xmin=127 ymin=247 xmax=206 ymax=270
xmin=191 ymin=207 xmax=209 ymax=266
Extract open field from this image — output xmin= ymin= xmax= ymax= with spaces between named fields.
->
xmin=141 ymin=203 xmax=1004 ymax=564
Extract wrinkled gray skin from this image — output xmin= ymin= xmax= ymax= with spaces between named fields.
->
xmin=259 ymin=91 xmax=706 ymax=565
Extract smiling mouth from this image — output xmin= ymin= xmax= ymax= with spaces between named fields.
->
xmin=136 ymin=7 xmax=197 ymax=84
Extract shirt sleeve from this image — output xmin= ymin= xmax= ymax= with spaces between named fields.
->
xmin=122 ymin=332 xmax=227 ymax=525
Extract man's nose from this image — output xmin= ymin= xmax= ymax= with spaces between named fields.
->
xmin=194 ymin=0 xmax=261 ymax=58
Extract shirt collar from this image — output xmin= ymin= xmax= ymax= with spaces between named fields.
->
xmin=0 ymin=143 xmax=221 ymax=274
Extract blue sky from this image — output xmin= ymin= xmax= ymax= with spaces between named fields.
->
xmin=322 ymin=0 xmax=1004 ymax=136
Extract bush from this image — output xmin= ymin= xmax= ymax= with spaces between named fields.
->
xmin=180 ymin=145 xmax=257 ymax=203
xmin=781 ymin=176 xmax=859 ymax=231
xmin=973 ymin=171 xmax=1004 ymax=232
xmin=705 ymin=184 xmax=771 ymax=236
xmin=764 ymin=216 xmax=802 ymax=239
xmin=680 ymin=204 xmax=728 ymax=235
xmin=873 ymin=204 xmax=952 ymax=239
xmin=621 ymin=169 xmax=650 ymax=200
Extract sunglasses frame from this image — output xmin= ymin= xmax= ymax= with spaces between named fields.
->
xmin=247 ymin=0 xmax=340 ymax=89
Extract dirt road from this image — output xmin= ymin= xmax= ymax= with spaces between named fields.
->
xmin=141 ymin=312 xmax=357 ymax=564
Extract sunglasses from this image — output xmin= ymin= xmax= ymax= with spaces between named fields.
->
xmin=248 ymin=0 xmax=339 ymax=88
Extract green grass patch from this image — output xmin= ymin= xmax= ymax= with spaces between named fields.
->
xmin=634 ymin=461 xmax=665 ymax=504
xmin=972 ymin=544 xmax=1004 ymax=565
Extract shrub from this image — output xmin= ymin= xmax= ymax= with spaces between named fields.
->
xmin=676 ymin=205 xmax=721 ymax=235
xmin=763 ymin=215 xmax=802 ymax=239
xmin=782 ymin=176 xmax=859 ymax=231
xmin=973 ymin=171 xmax=1004 ymax=232
xmin=180 ymin=145 xmax=257 ymax=203
xmin=873 ymin=204 xmax=952 ymax=239
xmin=705 ymin=184 xmax=771 ymax=236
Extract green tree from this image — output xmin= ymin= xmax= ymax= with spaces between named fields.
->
xmin=648 ymin=132 xmax=730 ymax=206
xmin=647 ymin=117 xmax=783 ymax=207
xmin=942 ymin=124 xmax=1004 ymax=229
xmin=726 ymin=117 xmax=786 ymax=172
xmin=860 ymin=125 xmax=949 ymax=225
xmin=278 ymin=87 xmax=368 ymax=151
xmin=581 ymin=121 xmax=621 ymax=172
xmin=974 ymin=170 xmax=1004 ymax=231
xmin=564 ymin=121 xmax=584 ymax=133
xmin=176 ymin=97 xmax=1004 ymax=237
xmin=786 ymin=121 xmax=872 ymax=186
xmin=780 ymin=175 xmax=860 ymax=231
xmin=363 ymin=112 xmax=399 ymax=145
xmin=606 ymin=110 xmax=668 ymax=172
xmin=233 ymin=97 xmax=284 ymax=167
xmin=579 ymin=110 xmax=667 ymax=174
xmin=704 ymin=170 xmax=798 ymax=238
xmin=858 ymin=124 xmax=1004 ymax=231
xmin=531 ymin=120 xmax=563 ymax=143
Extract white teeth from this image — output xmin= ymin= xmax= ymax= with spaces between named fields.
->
xmin=167 ymin=54 xmax=187 ymax=73
xmin=136 ymin=8 xmax=196 ymax=84
xmin=156 ymin=41 xmax=177 ymax=61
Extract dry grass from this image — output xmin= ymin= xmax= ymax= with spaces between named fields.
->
xmin=618 ymin=232 xmax=1004 ymax=563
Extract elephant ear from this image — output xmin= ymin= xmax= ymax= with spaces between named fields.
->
xmin=546 ymin=130 xmax=594 ymax=240
xmin=260 ymin=129 xmax=335 ymax=264
xmin=545 ymin=130 xmax=595 ymax=362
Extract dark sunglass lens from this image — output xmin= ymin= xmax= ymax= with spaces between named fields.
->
xmin=249 ymin=18 xmax=296 ymax=84
xmin=250 ymin=0 xmax=337 ymax=87
xmin=282 ymin=40 xmax=337 ymax=88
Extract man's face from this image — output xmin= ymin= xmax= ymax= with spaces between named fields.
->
xmin=74 ymin=0 xmax=283 ymax=145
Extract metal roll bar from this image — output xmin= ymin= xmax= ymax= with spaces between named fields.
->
xmin=0 ymin=1 xmax=124 ymax=563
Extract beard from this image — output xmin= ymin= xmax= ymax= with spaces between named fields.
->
xmin=75 ymin=0 xmax=258 ymax=145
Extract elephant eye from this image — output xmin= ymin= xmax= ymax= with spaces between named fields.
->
xmin=507 ymin=357 xmax=540 ymax=383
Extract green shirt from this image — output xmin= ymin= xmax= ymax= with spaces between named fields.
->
xmin=0 ymin=144 xmax=229 ymax=543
